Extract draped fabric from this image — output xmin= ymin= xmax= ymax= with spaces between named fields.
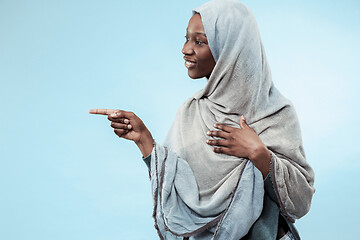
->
xmin=149 ymin=0 xmax=315 ymax=239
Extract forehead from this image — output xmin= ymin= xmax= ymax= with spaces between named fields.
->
xmin=186 ymin=13 xmax=205 ymax=34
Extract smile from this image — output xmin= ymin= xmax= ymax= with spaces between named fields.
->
xmin=185 ymin=60 xmax=196 ymax=69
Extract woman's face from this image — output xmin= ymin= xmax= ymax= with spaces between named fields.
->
xmin=182 ymin=14 xmax=216 ymax=79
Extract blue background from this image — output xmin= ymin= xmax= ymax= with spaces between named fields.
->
xmin=1 ymin=0 xmax=359 ymax=239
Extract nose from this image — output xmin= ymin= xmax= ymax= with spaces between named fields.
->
xmin=182 ymin=41 xmax=194 ymax=55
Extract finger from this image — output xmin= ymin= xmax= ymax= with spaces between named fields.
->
xmin=108 ymin=116 xmax=130 ymax=124
xmin=239 ymin=115 xmax=248 ymax=129
xmin=110 ymin=111 xmax=137 ymax=121
xmin=111 ymin=122 xmax=132 ymax=130
xmin=114 ymin=129 xmax=128 ymax=137
xmin=206 ymin=139 xmax=228 ymax=147
xmin=213 ymin=123 xmax=234 ymax=133
xmin=206 ymin=130 xmax=229 ymax=139
xmin=109 ymin=111 xmax=124 ymax=118
xmin=213 ymin=147 xmax=231 ymax=155
xmin=89 ymin=109 xmax=117 ymax=115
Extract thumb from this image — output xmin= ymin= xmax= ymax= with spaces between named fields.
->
xmin=239 ymin=115 xmax=248 ymax=129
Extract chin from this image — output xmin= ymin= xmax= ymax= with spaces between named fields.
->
xmin=189 ymin=75 xmax=203 ymax=80
xmin=188 ymin=71 xmax=204 ymax=79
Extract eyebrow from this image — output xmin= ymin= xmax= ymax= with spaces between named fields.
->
xmin=186 ymin=31 xmax=207 ymax=37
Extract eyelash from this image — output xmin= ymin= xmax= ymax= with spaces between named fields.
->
xmin=184 ymin=36 xmax=205 ymax=45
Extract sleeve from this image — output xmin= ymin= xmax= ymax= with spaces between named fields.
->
xmin=268 ymin=150 xmax=315 ymax=222
xmin=142 ymin=153 xmax=152 ymax=171
xmin=257 ymin=105 xmax=315 ymax=222
xmin=263 ymin=171 xmax=302 ymax=240
xmin=263 ymin=173 xmax=278 ymax=204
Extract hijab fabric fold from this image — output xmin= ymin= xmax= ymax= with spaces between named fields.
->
xmin=149 ymin=0 xmax=315 ymax=239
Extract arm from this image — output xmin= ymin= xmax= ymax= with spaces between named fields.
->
xmin=206 ymin=115 xmax=270 ymax=178
xmin=89 ymin=109 xmax=154 ymax=157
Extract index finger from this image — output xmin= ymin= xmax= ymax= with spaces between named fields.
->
xmin=89 ymin=109 xmax=118 ymax=115
xmin=214 ymin=123 xmax=235 ymax=133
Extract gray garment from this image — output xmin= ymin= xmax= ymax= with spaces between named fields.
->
xmin=148 ymin=143 xmax=264 ymax=239
xmin=165 ymin=0 xmax=315 ymax=223
xmin=143 ymin=155 xmax=301 ymax=240
xmin=142 ymin=0 xmax=315 ymax=238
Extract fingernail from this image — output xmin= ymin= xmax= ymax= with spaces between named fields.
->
xmin=111 ymin=113 xmax=117 ymax=117
xmin=207 ymin=131 xmax=211 ymax=135
xmin=206 ymin=140 xmax=210 ymax=144
xmin=124 ymin=119 xmax=129 ymax=124
xmin=213 ymin=124 xmax=217 ymax=128
xmin=127 ymin=125 xmax=132 ymax=129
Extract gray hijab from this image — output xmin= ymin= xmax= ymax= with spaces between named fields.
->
xmin=149 ymin=0 xmax=315 ymax=239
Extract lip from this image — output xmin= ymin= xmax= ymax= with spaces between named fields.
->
xmin=184 ymin=57 xmax=196 ymax=69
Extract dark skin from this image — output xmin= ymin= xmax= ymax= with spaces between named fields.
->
xmin=182 ymin=13 xmax=216 ymax=79
xmin=88 ymin=109 xmax=154 ymax=157
xmin=89 ymin=14 xmax=271 ymax=178
xmin=206 ymin=115 xmax=271 ymax=178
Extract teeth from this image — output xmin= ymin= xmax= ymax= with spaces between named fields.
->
xmin=185 ymin=61 xmax=195 ymax=68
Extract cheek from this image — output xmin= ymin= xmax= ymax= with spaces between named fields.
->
xmin=206 ymin=52 xmax=215 ymax=65
xmin=187 ymin=47 xmax=216 ymax=79
xmin=199 ymin=51 xmax=215 ymax=72
xmin=198 ymin=48 xmax=212 ymax=61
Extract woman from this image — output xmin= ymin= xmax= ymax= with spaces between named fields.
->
xmin=90 ymin=0 xmax=315 ymax=239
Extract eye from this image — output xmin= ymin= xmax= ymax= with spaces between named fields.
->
xmin=195 ymin=40 xmax=204 ymax=45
